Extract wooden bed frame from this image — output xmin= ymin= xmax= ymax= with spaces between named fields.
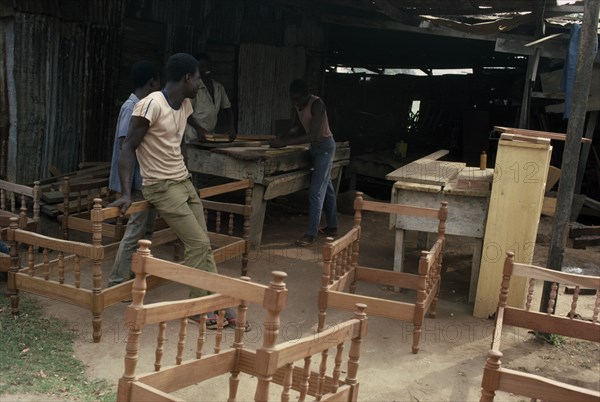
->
xmin=117 ymin=240 xmax=368 ymax=402
xmin=61 ymin=178 xmax=253 ymax=275
xmin=0 ymin=179 xmax=41 ymax=233
xmin=480 ymin=252 xmax=600 ymax=401
xmin=318 ymin=191 xmax=448 ymax=354
xmin=1 ymin=179 xmax=41 ymax=273
xmin=7 ymin=179 xmax=253 ymax=343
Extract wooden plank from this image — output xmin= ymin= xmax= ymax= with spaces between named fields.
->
xmin=135 ymin=351 xmax=237 ymax=395
xmin=263 ymin=162 xmax=347 ymax=200
xmin=0 ymin=180 xmax=35 ymax=197
xmin=570 ymin=225 xmax=600 ymax=238
xmin=15 ymin=275 xmax=92 ymax=308
xmin=143 ymin=256 xmax=270 ymax=306
xmin=386 ymin=160 xmax=465 ymax=185
xmin=473 ymin=139 xmax=552 ymax=318
xmin=128 ymin=382 xmax=181 ymax=402
xmin=546 ymin=165 xmax=561 ymax=190
xmin=497 ymin=368 xmax=600 ymax=402
xmin=271 ymin=321 xmax=359 ymax=368
xmin=494 ymin=126 xmax=593 ymax=144
xmin=326 ymin=290 xmax=415 ymax=321
xmin=495 ymin=34 xmax=568 ymax=59
xmin=197 ymin=179 xmax=251 ymax=199
xmin=13 ymin=229 xmax=103 ymax=259
xmin=541 ymin=196 xmax=557 ymax=216
xmin=355 ymin=266 xmax=420 ymax=289
xmin=573 ymin=236 xmax=600 ymax=249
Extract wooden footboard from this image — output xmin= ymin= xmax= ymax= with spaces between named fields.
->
xmin=480 ymin=252 xmax=600 ymax=401
xmin=117 ymin=242 xmax=367 ymax=402
xmin=318 ymin=191 xmax=448 ymax=354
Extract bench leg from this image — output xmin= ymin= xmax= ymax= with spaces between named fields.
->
xmin=249 ymin=185 xmax=267 ymax=249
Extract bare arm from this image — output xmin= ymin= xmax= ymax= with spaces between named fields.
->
xmin=187 ymin=116 xmax=210 ymax=141
xmin=271 ymin=99 xmax=324 ymax=147
xmin=109 ymin=116 xmax=149 ymax=213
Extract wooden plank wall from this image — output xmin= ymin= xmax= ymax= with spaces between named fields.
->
xmin=237 ymin=44 xmax=306 ymax=135
xmin=6 ymin=0 xmax=325 ymax=183
xmin=11 ymin=1 xmax=124 ymax=184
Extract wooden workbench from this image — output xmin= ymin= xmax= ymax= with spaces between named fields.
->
xmin=187 ymin=142 xmax=350 ymax=247
xmin=387 ymin=150 xmax=491 ymax=302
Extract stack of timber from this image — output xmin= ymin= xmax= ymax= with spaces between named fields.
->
xmin=570 ymin=223 xmax=600 ymax=249
xmin=37 ymin=162 xmax=111 ymax=218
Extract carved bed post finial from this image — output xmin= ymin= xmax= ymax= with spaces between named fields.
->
xmin=346 ymin=303 xmax=368 ymax=386
xmin=499 ymin=252 xmax=515 ymax=309
xmin=480 ymin=350 xmax=503 ymax=402
xmin=8 ymin=217 xmax=20 ymax=315
xmin=353 ymin=191 xmax=364 ymax=228
xmin=437 ymin=201 xmax=448 ymax=240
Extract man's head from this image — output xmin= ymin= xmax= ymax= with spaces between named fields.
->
xmin=196 ymin=53 xmax=212 ymax=78
xmin=289 ymin=79 xmax=310 ymax=108
xmin=131 ymin=60 xmax=160 ymax=92
xmin=166 ymin=53 xmax=201 ymax=98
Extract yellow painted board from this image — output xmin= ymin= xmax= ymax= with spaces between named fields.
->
xmin=473 ymin=138 xmax=552 ymax=318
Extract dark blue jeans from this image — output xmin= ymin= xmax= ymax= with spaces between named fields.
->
xmin=306 ymin=137 xmax=338 ymax=237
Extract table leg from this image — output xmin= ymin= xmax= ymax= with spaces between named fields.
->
xmin=393 ymin=228 xmax=405 ymax=291
xmin=249 ymin=184 xmax=267 ymax=248
xmin=333 ymin=165 xmax=344 ymax=196
xmin=469 ymin=239 xmax=483 ymax=303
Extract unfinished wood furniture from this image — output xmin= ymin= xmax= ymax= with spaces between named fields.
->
xmin=61 ymin=178 xmax=253 ymax=276
xmin=386 ymin=149 xmax=491 ymax=303
xmin=7 ymin=180 xmax=254 ymax=343
xmin=0 ymin=179 xmax=41 ymax=233
xmin=474 ymin=135 xmax=552 ymax=318
xmin=480 ymin=252 xmax=600 ymax=402
xmin=60 ymin=176 xmax=116 ymax=241
xmin=117 ymin=240 xmax=368 ymax=402
xmin=186 ymin=142 xmax=350 ymax=247
xmin=318 ymin=192 xmax=447 ymax=354
xmin=1 ymin=180 xmax=41 ymax=273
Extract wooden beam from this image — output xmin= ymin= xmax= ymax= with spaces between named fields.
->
xmin=372 ymin=0 xmax=421 ymax=26
xmin=544 ymin=0 xmax=600 ymax=311
xmin=518 ymin=0 xmax=546 ymax=129
xmin=575 ymin=111 xmax=598 ymax=193
xmin=494 ymin=126 xmax=593 ymax=144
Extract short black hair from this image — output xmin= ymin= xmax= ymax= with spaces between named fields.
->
xmin=166 ymin=53 xmax=198 ymax=82
xmin=289 ymin=79 xmax=308 ymax=95
xmin=196 ymin=53 xmax=211 ymax=62
xmin=131 ymin=61 xmax=159 ymax=89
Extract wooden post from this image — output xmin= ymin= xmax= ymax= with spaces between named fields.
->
xmin=518 ymin=0 xmax=546 ymax=128
xmin=543 ymin=0 xmax=600 ymax=312
xmin=574 ymin=111 xmax=598 ymax=193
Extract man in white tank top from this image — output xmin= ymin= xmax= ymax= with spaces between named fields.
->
xmin=270 ymin=79 xmax=339 ymax=247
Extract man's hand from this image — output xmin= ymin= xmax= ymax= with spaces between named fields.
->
xmin=270 ymin=138 xmax=286 ymax=149
xmin=108 ymin=195 xmax=132 ymax=215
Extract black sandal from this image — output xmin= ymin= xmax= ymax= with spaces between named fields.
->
xmin=319 ymin=227 xmax=338 ymax=236
xmin=295 ymin=235 xmax=315 ymax=247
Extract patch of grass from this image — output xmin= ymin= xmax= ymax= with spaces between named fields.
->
xmin=533 ymin=331 xmax=566 ymax=347
xmin=0 ymin=295 xmax=115 ymax=401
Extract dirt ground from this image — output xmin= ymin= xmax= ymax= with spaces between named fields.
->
xmin=3 ymin=191 xmax=600 ymax=401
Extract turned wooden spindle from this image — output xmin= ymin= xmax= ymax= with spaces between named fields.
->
xmin=155 ymin=321 xmax=167 ymax=371
xmin=346 ymin=303 xmax=367 ymax=386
